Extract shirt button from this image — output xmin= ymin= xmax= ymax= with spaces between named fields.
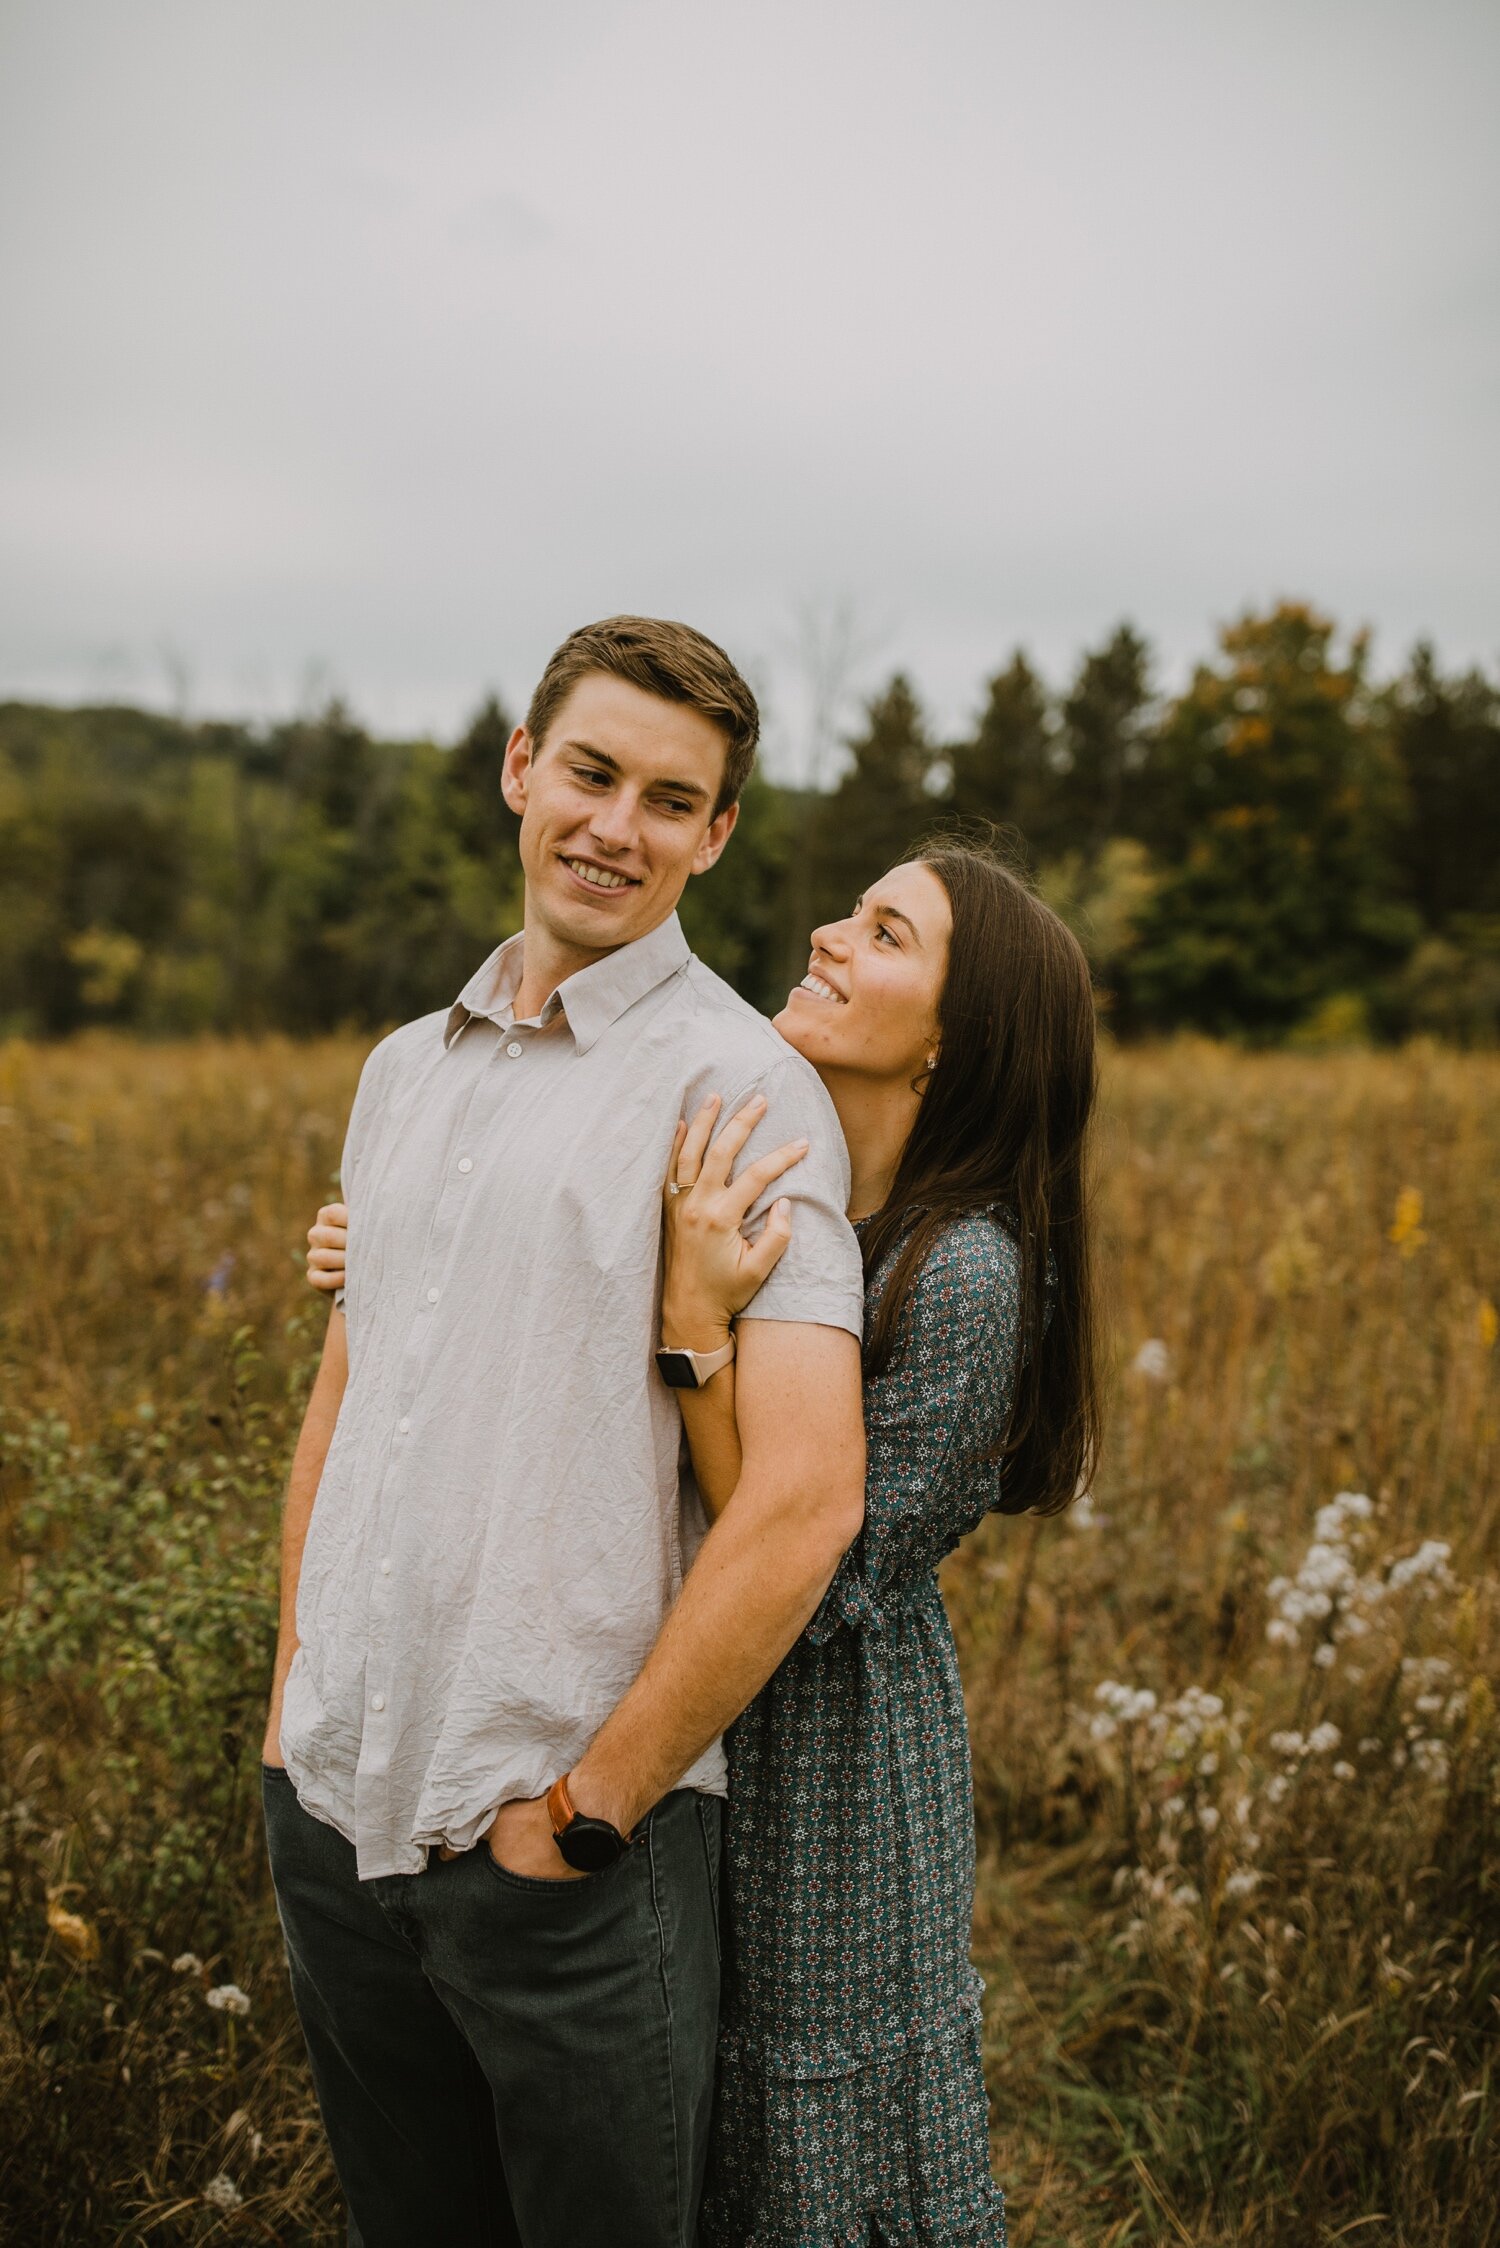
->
xmin=380 ymin=1557 xmax=392 ymax=1576
xmin=426 ymin=1287 xmax=440 ymax=1304
xmin=398 ymin=1416 xmax=411 ymax=1433
xmin=370 ymin=1693 xmax=386 ymax=1713
xmin=457 ymin=1156 xmax=473 ymax=1174
xmin=506 ymin=1041 xmax=523 ymax=1058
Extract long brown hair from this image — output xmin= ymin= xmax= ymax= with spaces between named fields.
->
xmin=858 ymin=837 xmax=1102 ymax=1516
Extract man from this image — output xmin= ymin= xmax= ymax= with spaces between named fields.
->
xmin=262 ymin=616 xmax=867 ymax=2247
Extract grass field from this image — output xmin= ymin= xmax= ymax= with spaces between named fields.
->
xmin=1 ymin=1035 xmax=1496 ymax=2245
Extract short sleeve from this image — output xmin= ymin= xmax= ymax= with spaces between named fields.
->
xmin=332 ymin=1035 xmax=395 ymax=1318
xmin=722 ymin=1054 xmax=865 ymax=1340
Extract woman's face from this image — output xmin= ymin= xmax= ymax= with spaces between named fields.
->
xmin=774 ymin=861 xmax=951 ymax=1085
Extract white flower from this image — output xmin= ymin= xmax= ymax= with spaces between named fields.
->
xmin=1269 ymin=1731 xmax=1305 ymax=1759
xmin=1093 ymin=1681 xmax=1158 ymax=1725
xmin=1266 ymin=1618 xmax=1299 ymax=1647
xmin=1332 ymin=1761 xmax=1356 ymax=1781
xmin=1131 ymin=1338 xmax=1172 ymax=1383
xmin=171 ymin=1952 xmax=202 ymax=1975
xmin=1089 ymin=1712 xmax=1118 ymax=1743
xmin=203 ymin=2175 xmax=243 ymax=2211
xmin=1172 ymin=1883 xmax=1199 ymax=1908
xmin=1306 ymin=1722 xmax=1341 ymax=1756
xmin=1197 ymin=1751 xmax=1219 ymax=1777
xmin=1266 ymin=1775 xmax=1290 ymax=1804
xmin=1224 ymin=1869 xmax=1259 ymax=1898
xmin=1358 ymin=1737 xmax=1380 ymax=1756
xmin=1386 ymin=1540 xmax=1454 ymax=1593
xmin=1409 ymin=1737 xmax=1450 ymax=1784
xmin=1414 ymin=1693 xmax=1445 ymax=1716
xmin=1198 ymin=1804 xmax=1220 ymax=1834
xmin=206 ymin=1983 xmax=251 ymax=2017
xmin=1314 ymin=1643 xmax=1337 ymax=1668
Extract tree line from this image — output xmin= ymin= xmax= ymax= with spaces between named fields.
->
xmin=2 ymin=601 xmax=1496 ymax=1043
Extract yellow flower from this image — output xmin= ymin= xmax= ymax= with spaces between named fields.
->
xmin=1388 ymin=1187 xmax=1427 ymax=1257
xmin=46 ymin=1892 xmax=100 ymax=1964
xmin=1479 ymin=1297 xmax=1498 ymax=1351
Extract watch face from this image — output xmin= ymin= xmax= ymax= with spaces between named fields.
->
xmin=557 ymin=1818 xmax=629 ymax=1873
xmin=655 ymin=1350 xmax=699 ymax=1391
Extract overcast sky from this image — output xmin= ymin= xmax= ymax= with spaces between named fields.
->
xmin=2 ymin=0 xmax=1496 ymax=778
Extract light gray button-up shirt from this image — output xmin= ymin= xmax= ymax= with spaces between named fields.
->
xmin=281 ymin=912 xmax=864 ymax=1878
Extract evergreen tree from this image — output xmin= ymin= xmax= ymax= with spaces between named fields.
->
xmin=1056 ymin=623 xmax=1157 ymax=856
xmin=947 ymin=653 xmax=1063 ymax=860
xmin=1388 ymin=646 xmax=1500 ymax=927
xmin=1129 ymin=604 xmax=1418 ymax=1037
xmin=808 ymin=674 xmax=940 ymax=929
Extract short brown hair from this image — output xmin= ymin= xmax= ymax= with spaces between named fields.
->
xmin=524 ymin=615 xmax=759 ymax=815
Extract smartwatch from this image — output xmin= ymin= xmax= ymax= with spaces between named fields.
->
xmin=655 ymin=1336 xmax=736 ymax=1390
xmin=546 ymin=1773 xmax=630 ymax=1873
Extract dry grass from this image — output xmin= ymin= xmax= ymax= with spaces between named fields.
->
xmin=1 ymin=1035 xmax=1496 ymax=2244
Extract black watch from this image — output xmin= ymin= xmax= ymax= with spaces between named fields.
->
xmin=546 ymin=1773 xmax=630 ymax=1872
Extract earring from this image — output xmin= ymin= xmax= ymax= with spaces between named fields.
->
xmin=926 ymin=1053 xmax=937 ymax=1073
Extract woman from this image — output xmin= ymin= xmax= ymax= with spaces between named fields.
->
xmin=306 ymin=841 xmax=1101 ymax=2246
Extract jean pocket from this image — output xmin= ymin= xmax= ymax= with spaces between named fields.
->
xmin=478 ymin=1834 xmax=640 ymax=1898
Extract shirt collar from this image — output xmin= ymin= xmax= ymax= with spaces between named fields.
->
xmin=444 ymin=914 xmax=691 ymax=1054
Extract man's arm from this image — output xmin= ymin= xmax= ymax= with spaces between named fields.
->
xmin=569 ymin=1315 xmax=864 ymax=1831
xmin=262 ymin=1308 xmax=348 ymax=1767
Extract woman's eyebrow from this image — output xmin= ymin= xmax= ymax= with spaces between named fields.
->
xmin=873 ymin=903 xmax=922 ymax=946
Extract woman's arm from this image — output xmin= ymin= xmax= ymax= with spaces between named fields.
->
xmin=660 ymin=1096 xmax=803 ymax=1520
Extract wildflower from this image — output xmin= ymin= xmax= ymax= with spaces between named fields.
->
xmin=172 ymin=1952 xmax=202 ymax=1975
xmin=201 ymin=1251 xmax=237 ymax=1298
xmin=203 ymin=2174 xmax=243 ymax=2211
xmin=1224 ymin=1869 xmax=1259 ymax=1899
xmin=1269 ymin=1730 xmax=1305 ymax=1759
xmin=1386 ymin=1540 xmax=1453 ymax=1594
xmin=1131 ymin=1338 xmax=1171 ymax=1382
xmin=1266 ymin=1775 xmax=1290 ymax=1804
xmin=1198 ymin=1804 xmax=1220 ymax=1834
xmin=1314 ymin=1643 xmax=1337 ymax=1667
xmin=1306 ymin=1722 xmax=1341 ymax=1755
xmin=1172 ymin=1884 xmax=1199 ymax=1908
xmin=1332 ymin=1761 xmax=1356 ymax=1781
xmin=206 ymin=1983 xmax=251 ymax=2017
xmin=1358 ymin=1737 xmax=1380 ymax=1756
xmin=1409 ymin=1738 xmax=1450 ymax=1784
xmin=1387 ymin=1187 xmax=1427 ymax=1256
xmin=1090 ymin=1680 xmax=1158 ymax=1741
xmin=1197 ymin=1751 xmax=1219 ymax=1777
xmin=45 ymin=1894 xmax=99 ymax=1964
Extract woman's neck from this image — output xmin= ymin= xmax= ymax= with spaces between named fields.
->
xmin=816 ymin=1067 xmax=922 ymax=1223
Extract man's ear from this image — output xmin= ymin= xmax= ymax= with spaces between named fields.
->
xmin=500 ymin=726 xmax=534 ymax=818
xmin=690 ymin=799 xmax=739 ymax=877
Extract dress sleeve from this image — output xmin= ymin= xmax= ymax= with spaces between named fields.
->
xmin=806 ymin=1213 xmax=1024 ymax=1642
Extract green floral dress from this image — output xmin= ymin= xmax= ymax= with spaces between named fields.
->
xmin=701 ymin=1210 xmax=1019 ymax=2247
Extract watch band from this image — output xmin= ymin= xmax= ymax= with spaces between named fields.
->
xmin=546 ymin=1772 xmax=631 ymax=1872
xmin=655 ymin=1336 xmax=737 ymax=1390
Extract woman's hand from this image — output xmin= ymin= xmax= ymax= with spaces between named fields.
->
xmin=661 ymin=1095 xmax=803 ymax=1342
xmin=306 ymin=1202 xmax=349 ymax=1294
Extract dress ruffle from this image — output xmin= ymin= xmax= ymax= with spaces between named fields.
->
xmin=700 ymin=2007 xmax=1007 ymax=2248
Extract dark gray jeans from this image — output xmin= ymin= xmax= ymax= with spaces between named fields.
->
xmin=262 ymin=1767 xmax=722 ymax=2248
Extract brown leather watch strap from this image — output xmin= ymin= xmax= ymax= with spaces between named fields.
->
xmin=546 ymin=1772 xmax=577 ymax=1838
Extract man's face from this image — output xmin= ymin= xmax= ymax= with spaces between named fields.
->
xmin=500 ymin=674 xmax=739 ymax=960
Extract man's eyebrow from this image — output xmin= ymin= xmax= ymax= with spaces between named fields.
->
xmin=562 ymin=739 xmax=711 ymax=804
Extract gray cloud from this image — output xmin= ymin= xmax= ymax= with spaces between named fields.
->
xmin=1 ymin=0 xmax=1496 ymax=777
